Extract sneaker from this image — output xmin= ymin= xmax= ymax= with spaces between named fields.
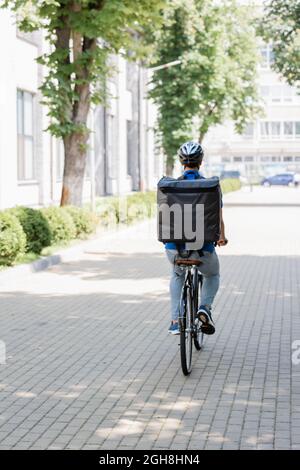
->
xmin=168 ymin=322 xmax=180 ymax=335
xmin=197 ymin=305 xmax=215 ymax=335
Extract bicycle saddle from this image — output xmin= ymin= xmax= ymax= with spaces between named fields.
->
xmin=175 ymin=259 xmax=202 ymax=266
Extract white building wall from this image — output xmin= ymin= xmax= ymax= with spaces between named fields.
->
xmin=0 ymin=11 xmax=161 ymax=211
xmin=0 ymin=10 xmax=19 ymax=209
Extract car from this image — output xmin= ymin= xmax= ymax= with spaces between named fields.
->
xmin=261 ymin=173 xmax=296 ymax=187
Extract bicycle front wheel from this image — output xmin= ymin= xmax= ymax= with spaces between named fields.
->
xmin=179 ymin=286 xmax=193 ymax=375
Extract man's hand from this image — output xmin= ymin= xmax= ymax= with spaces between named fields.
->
xmin=217 ymin=237 xmax=228 ymax=246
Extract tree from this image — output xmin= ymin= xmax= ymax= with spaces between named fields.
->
xmin=150 ymin=0 xmax=260 ymax=175
xmin=3 ymin=0 xmax=165 ymax=205
xmin=259 ymin=0 xmax=300 ymax=88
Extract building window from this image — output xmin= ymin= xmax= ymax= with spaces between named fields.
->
xmin=283 ymin=121 xmax=293 ymax=139
xmin=56 ymin=139 xmax=64 ymax=181
xmin=283 ymin=156 xmax=293 ymax=162
xmin=17 ymin=89 xmax=35 ymax=181
xmin=260 ymin=44 xmax=274 ymax=69
xmin=272 ymin=156 xmax=281 ymax=162
xmin=271 ymin=121 xmax=280 ymax=138
xmin=107 ymin=114 xmax=117 ymax=179
xmin=270 ymin=85 xmax=282 ymax=102
xmin=242 ymin=123 xmax=254 ymax=139
xmin=233 ymin=157 xmax=242 ymax=162
xmin=260 ymin=121 xmax=281 ymax=139
xmin=296 ymin=122 xmax=300 ymax=138
xmin=244 ymin=156 xmax=254 ymax=162
xmin=295 ymin=156 xmax=300 ymax=162
xmin=260 ymin=84 xmax=296 ymax=103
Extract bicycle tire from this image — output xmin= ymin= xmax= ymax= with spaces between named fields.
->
xmin=193 ymin=271 xmax=204 ymax=351
xmin=180 ymin=286 xmax=193 ymax=375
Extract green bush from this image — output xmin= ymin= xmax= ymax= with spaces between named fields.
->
xmin=64 ymin=206 xmax=98 ymax=238
xmin=0 ymin=211 xmax=26 ymax=266
xmin=220 ymin=178 xmax=241 ymax=194
xmin=10 ymin=206 xmax=51 ymax=254
xmin=41 ymin=206 xmax=76 ymax=244
xmin=95 ymin=191 xmax=156 ymax=228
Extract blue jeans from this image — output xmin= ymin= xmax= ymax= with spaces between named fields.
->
xmin=165 ymin=249 xmax=220 ymax=322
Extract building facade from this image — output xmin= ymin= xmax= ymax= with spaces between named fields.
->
xmin=203 ymin=42 xmax=300 ymax=182
xmin=0 ymin=9 xmax=163 ymax=210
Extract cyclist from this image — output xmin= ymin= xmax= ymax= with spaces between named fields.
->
xmin=165 ymin=141 xmax=228 ymax=335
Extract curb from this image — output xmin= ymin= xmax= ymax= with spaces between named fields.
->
xmin=0 ymin=239 xmax=92 ymax=283
xmin=0 ymin=219 xmax=153 ymax=283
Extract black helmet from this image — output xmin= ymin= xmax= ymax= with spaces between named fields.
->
xmin=178 ymin=141 xmax=204 ymax=165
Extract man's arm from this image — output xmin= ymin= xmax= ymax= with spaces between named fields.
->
xmin=217 ymin=208 xmax=228 ymax=246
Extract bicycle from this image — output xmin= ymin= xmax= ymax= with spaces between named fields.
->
xmin=175 ymin=256 xmax=204 ymax=376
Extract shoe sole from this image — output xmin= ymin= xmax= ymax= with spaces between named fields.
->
xmin=168 ymin=330 xmax=180 ymax=335
xmin=198 ymin=311 xmax=215 ymax=335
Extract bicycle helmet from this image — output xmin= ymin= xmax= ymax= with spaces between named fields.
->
xmin=178 ymin=141 xmax=204 ymax=165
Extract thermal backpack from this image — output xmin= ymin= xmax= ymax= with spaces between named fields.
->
xmin=157 ymin=175 xmax=221 ymax=246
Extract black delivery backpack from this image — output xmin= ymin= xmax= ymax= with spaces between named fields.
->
xmin=157 ymin=175 xmax=221 ymax=245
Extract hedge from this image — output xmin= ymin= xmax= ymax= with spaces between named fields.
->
xmin=220 ymin=178 xmax=241 ymax=194
xmin=95 ymin=191 xmax=156 ymax=228
xmin=0 ymin=211 xmax=26 ymax=265
xmin=64 ymin=205 xmax=98 ymax=238
xmin=41 ymin=206 xmax=76 ymax=244
xmin=9 ymin=206 xmax=51 ymax=254
xmin=0 ymin=178 xmax=240 ymax=267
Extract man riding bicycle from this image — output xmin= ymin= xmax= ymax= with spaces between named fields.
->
xmin=164 ymin=141 xmax=228 ymax=336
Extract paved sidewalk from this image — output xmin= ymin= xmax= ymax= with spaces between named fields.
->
xmin=0 ymin=187 xmax=300 ymax=449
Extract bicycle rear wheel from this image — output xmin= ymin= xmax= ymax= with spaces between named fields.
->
xmin=179 ymin=286 xmax=193 ymax=375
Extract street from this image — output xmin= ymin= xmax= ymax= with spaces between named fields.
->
xmin=0 ymin=186 xmax=300 ymax=449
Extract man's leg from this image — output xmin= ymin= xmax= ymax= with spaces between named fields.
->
xmin=198 ymin=250 xmax=220 ymax=308
xmin=197 ymin=250 xmax=220 ymax=334
xmin=165 ymin=249 xmax=185 ymax=322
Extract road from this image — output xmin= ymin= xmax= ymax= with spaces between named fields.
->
xmin=0 ymin=186 xmax=300 ymax=449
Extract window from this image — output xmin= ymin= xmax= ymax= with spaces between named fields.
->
xmin=271 ymin=85 xmax=282 ymax=102
xmin=271 ymin=122 xmax=280 ymax=138
xmin=17 ymin=89 xmax=35 ymax=181
xmin=260 ymin=44 xmax=274 ymax=68
xmin=260 ymin=85 xmax=270 ymax=100
xmin=282 ymin=84 xmax=293 ymax=102
xmin=283 ymin=122 xmax=293 ymax=138
xmin=296 ymin=122 xmax=300 ymax=138
xmin=56 ymin=139 xmax=64 ymax=181
xmin=260 ymin=121 xmax=280 ymax=139
xmin=272 ymin=156 xmax=281 ymax=162
xmin=283 ymin=156 xmax=293 ymax=162
xmin=233 ymin=157 xmax=242 ymax=162
xmin=295 ymin=156 xmax=300 ymax=162
xmin=260 ymin=84 xmax=296 ymax=103
xmin=244 ymin=156 xmax=254 ymax=162
xmin=242 ymin=123 xmax=254 ymax=139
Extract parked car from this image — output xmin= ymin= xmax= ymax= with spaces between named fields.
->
xmin=261 ymin=173 xmax=296 ymax=187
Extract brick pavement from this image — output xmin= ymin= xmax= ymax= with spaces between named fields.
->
xmin=0 ymin=186 xmax=300 ymax=449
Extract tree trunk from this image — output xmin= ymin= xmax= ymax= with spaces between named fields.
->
xmin=165 ymin=158 xmax=174 ymax=176
xmin=60 ymin=132 xmax=88 ymax=206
